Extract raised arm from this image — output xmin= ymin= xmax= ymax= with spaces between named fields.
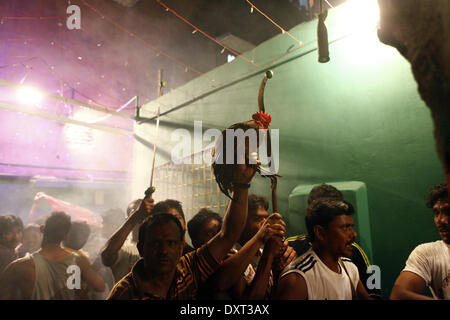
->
xmin=101 ymin=198 xmax=153 ymax=267
xmin=209 ymin=213 xmax=285 ymax=293
xmin=390 ymin=271 xmax=434 ymax=300
xmin=243 ymin=233 xmax=284 ymax=300
xmin=206 ymin=163 xmax=256 ymax=263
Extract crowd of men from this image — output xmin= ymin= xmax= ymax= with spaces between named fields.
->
xmin=0 ymin=162 xmax=448 ymax=300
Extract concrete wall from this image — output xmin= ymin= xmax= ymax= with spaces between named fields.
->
xmin=132 ymin=0 xmax=444 ymax=298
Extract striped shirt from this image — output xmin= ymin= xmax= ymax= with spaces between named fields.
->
xmin=106 ymin=244 xmax=219 ymax=300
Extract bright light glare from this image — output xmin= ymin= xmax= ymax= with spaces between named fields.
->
xmin=16 ymin=86 xmax=43 ymax=105
xmin=341 ymin=0 xmax=380 ymax=31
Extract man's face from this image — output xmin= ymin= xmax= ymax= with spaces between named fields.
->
xmin=167 ymin=208 xmax=186 ymax=232
xmin=195 ymin=218 xmax=221 ymax=248
xmin=1 ymin=226 xmax=23 ymax=249
xmin=141 ymin=221 xmax=184 ymax=275
xmin=432 ymin=198 xmax=450 ymax=244
xmin=241 ymin=206 xmax=268 ymax=244
xmin=322 ymin=215 xmax=357 ymax=258
xmin=22 ymin=230 xmax=42 ymax=251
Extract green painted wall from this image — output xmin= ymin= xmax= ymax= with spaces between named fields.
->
xmin=132 ymin=1 xmax=444 ymax=298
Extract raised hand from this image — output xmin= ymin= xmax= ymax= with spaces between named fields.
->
xmin=256 ymin=213 xmax=285 ymax=244
xmin=272 ymin=241 xmax=298 ymax=276
xmin=134 ymin=197 xmax=155 ymax=223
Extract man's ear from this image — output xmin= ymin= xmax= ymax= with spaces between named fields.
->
xmin=39 ymin=225 xmax=44 ymax=234
xmin=313 ymin=225 xmax=326 ymax=242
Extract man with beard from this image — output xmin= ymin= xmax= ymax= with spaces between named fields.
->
xmin=390 ymin=183 xmax=450 ymax=300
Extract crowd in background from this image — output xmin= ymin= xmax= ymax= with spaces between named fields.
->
xmin=0 ymin=178 xmax=448 ymax=300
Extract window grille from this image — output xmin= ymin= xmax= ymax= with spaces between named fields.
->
xmin=152 ymin=148 xmax=230 ymax=220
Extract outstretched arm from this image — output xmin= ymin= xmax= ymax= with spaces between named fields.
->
xmin=101 ymin=198 xmax=153 ymax=267
xmin=390 ymin=271 xmax=433 ymax=300
xmin=207 ymin=163 xmax=256 ymax=264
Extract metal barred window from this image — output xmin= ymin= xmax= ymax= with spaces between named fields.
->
xmin=152 ymin=148 xmax=230 ymax=220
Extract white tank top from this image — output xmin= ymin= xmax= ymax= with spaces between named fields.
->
xmin=280 ymin=248 xmax=360 ymax=300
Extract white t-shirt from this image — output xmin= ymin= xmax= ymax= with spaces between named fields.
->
xmin=280 ymin=248 xmax=360 ymax=300
xmin=403 ymin=240 xmax=450 ymax=300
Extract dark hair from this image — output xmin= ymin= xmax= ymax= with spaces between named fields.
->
xmin=187 ymin=208 xmax=222 ymax=248
xmin=0 ymin=214 xmax=24 ymax=237
xmin=307 ymin=183 xmax=343 ymax=205
xmin=248 ymin=194 xmax=269 ymax=213
xmin=305 ymin=198 xmax=354 ymax=242
xmin=42 ymin=212 xmax=72 ymax=244
xmin=63 ymin=221 xmax=91 ymax=250
xmin=137 ymin=213 xmax=185 ymax=255
xmin=152 ymin=199 xmax=185 ymax=222
xmin=426 ymin=183 xmax=448 ymax=208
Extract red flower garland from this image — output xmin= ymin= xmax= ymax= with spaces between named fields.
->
xmin=252 ymin=112 xmax=272 ymax=129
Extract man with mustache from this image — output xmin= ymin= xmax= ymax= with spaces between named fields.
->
xmin=287 ymin=183 xmax=381 ymax=299
xmin=101 ymin=199 xmax=194 ymax=284
xmin=391 ymin=183 xmax=450 ymax=300
xmin=107 ymin=162 xmax=256 ymax=300
xmin=276 ymin=198 xmax=372 ymax=300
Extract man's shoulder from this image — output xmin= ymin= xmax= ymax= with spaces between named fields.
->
xmin=178 ymin=245 xmax=220 ymax=279
xmin=341 ymin=257 xmax=359 ymax=273
xmin=3 ymin=254 xmax=34 ymax=276
xmin=12 ymin=254 xmax=33 ymax=266
xmin=411 ymin=240 xmax=445 ymax=257
xmin=281 ymin=249 xmax=317 ymax=278
xmin=107 ymin=273 xmax=134 ymax=300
